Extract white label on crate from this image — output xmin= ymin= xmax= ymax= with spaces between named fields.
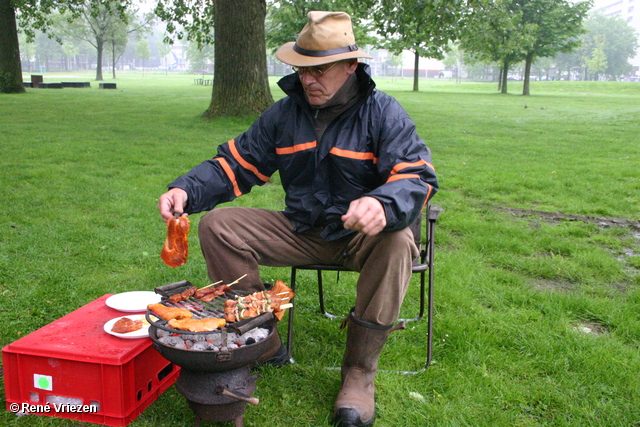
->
xmin=33 ymin=374 xmax=53 ymax=391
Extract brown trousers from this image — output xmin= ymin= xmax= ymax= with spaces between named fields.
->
xmin=198 ymin=207 xmax=418 ymax=325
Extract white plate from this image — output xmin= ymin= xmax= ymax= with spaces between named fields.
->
xmin=104 ymin=315 xmax=150 ymax=339
xmin=105 ymin=291 xmax=161 ymax=313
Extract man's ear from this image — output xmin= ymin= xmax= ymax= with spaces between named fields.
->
xmin=347 ymin=59 xmax=358 ymax=74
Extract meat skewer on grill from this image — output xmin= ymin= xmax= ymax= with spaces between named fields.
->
xmin=223 ymin=282 xmax=294 ymax=322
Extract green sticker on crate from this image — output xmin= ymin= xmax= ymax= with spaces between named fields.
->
xmin=34 ymin=374 xmax=53 ymax=391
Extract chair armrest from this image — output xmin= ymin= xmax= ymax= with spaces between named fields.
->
xmin=427 ymin=204 xmax=443 ymax=222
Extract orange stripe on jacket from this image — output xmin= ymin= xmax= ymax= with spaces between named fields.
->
xmin=390 ymin=159 xmax=435 ymax=175
xmin=228 ymin=139 xmax=269 ymax=182
xmin=386 ymin=173 xmax=420 ymax=183
xmin=216 ymin=157 xmax=242 ymax=197
xmin=422 ymin=185 xmax=434 ymax=209
xmin=329 ymin=147 xmax=378 ymax=164
xmin=276 ymin=141 xmax=317 ymax=155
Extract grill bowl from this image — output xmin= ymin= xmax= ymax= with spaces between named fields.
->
xmin=148 ymin=321 xmax=278 ymax=372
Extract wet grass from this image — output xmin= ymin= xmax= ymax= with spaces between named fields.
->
xmin=1 ymin=72 xmax=639 ymax=426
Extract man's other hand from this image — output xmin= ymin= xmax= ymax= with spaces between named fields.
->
xmin=341 ymin=196 xmax=386 ymax=236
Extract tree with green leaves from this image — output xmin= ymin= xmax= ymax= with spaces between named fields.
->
xmin=580 ymin=13 xmax=638 ymax=80
xmin=185 ymin=41 xmax=213 ymax=75
xmin=103 ymin=13 xmax=132 ymax=79
xmin=155 ymin=0 xmax=273 ymax=118
xmin=372 ymin=0 xmax=462 ymax=92
xmin=0 ymin=0 xmax=130 ymax=92
xmin=461 ymin=0 xmax=590 ymax=95
xmin=583 ymin=34 xmax=607 ymax=79
xmin=515 ymin=0 xmax=591 ymax=95
xmin=460 ymin=0 xmax=533 ymax=93
xmin=56 ymin=1 xmax=152 ymax=81
xmin=157 ymin=39 xmax=172 ymax=75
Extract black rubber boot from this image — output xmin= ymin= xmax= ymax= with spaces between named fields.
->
xmin=252 ymin=329 xmax=291 ymax=369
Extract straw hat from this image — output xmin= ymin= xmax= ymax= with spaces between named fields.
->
xmin=275 ymin=11 xmax=373 ymax=67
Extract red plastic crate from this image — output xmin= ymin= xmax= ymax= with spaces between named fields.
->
xmin=2 ymin=294 xmax=180 ymax=426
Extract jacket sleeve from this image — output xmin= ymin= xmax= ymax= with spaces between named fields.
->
xmin=167 ymin=103 xmax=282 ymax=214
xmin=364 ymin=94 xmax=438 ymax=231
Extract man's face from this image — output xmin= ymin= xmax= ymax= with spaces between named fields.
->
xmin=297 ymin=60 xmax=358 ymax=106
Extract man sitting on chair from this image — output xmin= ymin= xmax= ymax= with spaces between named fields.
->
xmin=158 ymin=11 xmax=438 ymax=427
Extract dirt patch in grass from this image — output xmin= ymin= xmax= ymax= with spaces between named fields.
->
xmin=532 ymin=278 xmax=576 ymax=293
xmin=496 ymin=207 xmax=640 ymax=231
xmin=574 ymin=322 xmax=610 ymax=336
xmin=501 ymin=207 xmax=640 ymax=292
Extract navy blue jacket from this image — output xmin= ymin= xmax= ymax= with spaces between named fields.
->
xmin=169 ymin=64 xmax=438 ymax=241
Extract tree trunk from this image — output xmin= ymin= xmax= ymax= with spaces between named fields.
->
xmin=0 ymin=0 xmax=25 ymax=93
xmin=112 ymin=45 xmax=117 ymax=79
xmin=203 ymin=0 xmax=273 ymax=119
xmin=523 ymin=51 xmax=533 ymax=96
xmin=412 ymin=50 xmax=420 ymax=92
xmin=501 ymin=57 xmax=509 ymax=94
xmin=95 ymin=38 xmax=104 ymax=81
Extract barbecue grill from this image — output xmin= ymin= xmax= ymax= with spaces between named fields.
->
xmin=147 ymin=280 xmax=280 ymax=427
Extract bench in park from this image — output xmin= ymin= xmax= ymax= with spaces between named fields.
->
xmin=99 ymin=83 xmax=117 ymax=89
xmin=62 ymin=82 xmax=91 ymax=88
xmin=194 ymin=78 xmax=213 ymax=86
xmin=38 ymin=83 xmax=63 ymax=89
xmin=23 ymin=76 xmax=91 ymax=89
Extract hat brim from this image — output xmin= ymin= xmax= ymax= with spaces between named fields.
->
xmin=275 ymin=42 xmax=373 ymax=67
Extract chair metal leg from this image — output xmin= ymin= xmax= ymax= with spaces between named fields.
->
xmin=425 ymin=254 xmax=434 ymax=369
xmin=318 ymin=270 xmax=339 ymax=319
xmin=287 ymin=267 xmax=297 ymax=357
xmin=424 ymin=217 xmax=437 ymax=369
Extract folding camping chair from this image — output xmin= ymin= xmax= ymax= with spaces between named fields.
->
xmin=286 ymin=204 xmax=442 ymax=372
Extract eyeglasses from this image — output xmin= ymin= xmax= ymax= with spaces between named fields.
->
xmin=292 ymin=61 xmax=340 ymax=78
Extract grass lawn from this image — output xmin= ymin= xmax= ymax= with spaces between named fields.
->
xmin=1 ymin=71 xmax=639 ymax=427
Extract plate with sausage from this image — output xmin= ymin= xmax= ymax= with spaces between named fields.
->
xmin=104 ymin=315 xmax=151 ymax=339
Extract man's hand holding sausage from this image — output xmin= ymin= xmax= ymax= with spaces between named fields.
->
xmin=158 ymin=188 xmax=189 ymax=222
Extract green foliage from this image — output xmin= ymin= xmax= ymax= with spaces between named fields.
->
xmin=580 ymin=13 xmax=639 ymax=80
xmin=12 ymin=0 xmax=129 ymax=41
xmin=154 ymin=0 xmax=215 ymax=46
xmin=185 ymin=41 xmax=214 ymax=74
xmin=372 ymin=0 xmax=462 ymax=59
xmin=516 ymin=0 xmax=591 ymax=58
xmin=584 ymin=34 xmax=608 ymax=76
xmin=461 ymin=0 xmax=533 ymax=64
xmin=461 ymin=0 xmax=591 ymax=94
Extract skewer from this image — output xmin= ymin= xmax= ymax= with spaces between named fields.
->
xmin=225 ymin=273 xmax=247 ymax=287
xmin=279 ymin=304 xmax=293 ymax=309
xmin=198 ymin=280 xmax=223 ymax=290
